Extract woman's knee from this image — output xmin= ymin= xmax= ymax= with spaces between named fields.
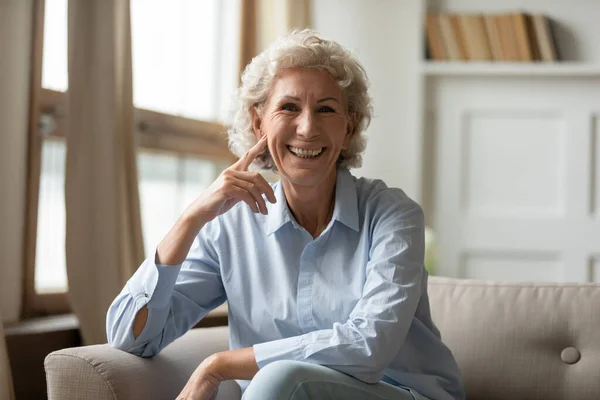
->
xmin=243 ymin=360 xmax=315 ymax=400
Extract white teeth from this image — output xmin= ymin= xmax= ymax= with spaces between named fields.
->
xmin=288 ymin=146 xmax=324 ymax=158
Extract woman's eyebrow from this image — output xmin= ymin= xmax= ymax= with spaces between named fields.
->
xmin=317 ymin=97 xmax=340 ymax=104
xmin=279 ymin=95 xmax=340 ymax=104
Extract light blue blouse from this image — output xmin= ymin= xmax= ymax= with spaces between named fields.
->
xmin=106 ymin=168 xmax=465 ymax=400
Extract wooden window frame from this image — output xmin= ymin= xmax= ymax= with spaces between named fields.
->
xmin=22 ymin=0 xmax=236 ymax=318
xmin=39 ymin=88 xmax=235 ymax=160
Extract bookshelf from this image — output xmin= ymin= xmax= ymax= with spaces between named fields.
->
xmin=422 ymin=0 xmax=600 ymax=64
xmin=418 ymin=0 xmax=600 ymax=283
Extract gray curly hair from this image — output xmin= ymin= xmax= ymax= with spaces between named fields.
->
xmin=227 ymin=29 xmax=373 ymax=171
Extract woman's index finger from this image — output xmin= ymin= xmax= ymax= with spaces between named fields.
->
xmin=235 ymin=135 xmax=268 ymax=171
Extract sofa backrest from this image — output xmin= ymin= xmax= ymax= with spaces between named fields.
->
xmin=427 ymin=276 xmax=600 ymax=400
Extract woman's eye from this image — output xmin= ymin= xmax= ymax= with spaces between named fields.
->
xmin=318 ymin=106 xmax=335 ymax=113
xmin=281 ymin=103 xmax=299 ymax=111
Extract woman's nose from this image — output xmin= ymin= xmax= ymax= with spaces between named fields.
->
xmin=296 ymin=110 xmax=317 ymax=138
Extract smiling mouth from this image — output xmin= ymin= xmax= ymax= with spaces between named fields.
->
xmin=287 ymin=145 xmax=325 ymax=158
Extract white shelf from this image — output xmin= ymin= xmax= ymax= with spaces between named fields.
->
xmin=421 ymin=62 xmax=600 ymax=77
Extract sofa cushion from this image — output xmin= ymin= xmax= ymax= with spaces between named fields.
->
xmin=428 ymin=276 xmax=600 ymax=400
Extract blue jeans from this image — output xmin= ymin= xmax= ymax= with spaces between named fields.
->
xmin=242 ymin=360 xmax=428 ymax=400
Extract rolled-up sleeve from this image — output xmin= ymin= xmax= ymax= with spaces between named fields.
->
xmin=106 ymin=222 xmax=226 ymax=357
xmin=254 ymin=201 xmax=425 ymax=383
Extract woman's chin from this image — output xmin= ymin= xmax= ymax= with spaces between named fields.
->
xmin=278 ymin=164 xmax=336 ymax=188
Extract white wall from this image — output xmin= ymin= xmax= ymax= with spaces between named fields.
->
xmin=310 ymin=0 xmax=423 ymax=200
xmin=0 ymin=1 xmax=32 ymax=323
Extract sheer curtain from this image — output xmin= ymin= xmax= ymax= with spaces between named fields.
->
xmin=0 ymin=0 xmax=32 ymax=324
xmin=65 ymin=0 xmax=144 ymax=345
xmin=0 ymin=0 xmax=33 ymax=396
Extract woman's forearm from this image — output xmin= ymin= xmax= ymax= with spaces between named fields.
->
xmin=156 ymin=215 xmax=206 ymax=266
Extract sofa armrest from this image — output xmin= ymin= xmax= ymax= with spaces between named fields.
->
xmin=44 ymin=326 xmax=241 ymax=400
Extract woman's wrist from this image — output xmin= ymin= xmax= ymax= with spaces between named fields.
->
xmin=200 ymin=353 xmax=227 ymax=381
xmin=209 ymin=348 xmax=259 ymax=381
xmin=178 ymin=209 xmax=208 ymax=232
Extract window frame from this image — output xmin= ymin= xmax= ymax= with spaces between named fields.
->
xmin=22 ymin=0 xmax=236 ymax=318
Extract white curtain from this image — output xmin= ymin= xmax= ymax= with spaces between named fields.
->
xmin=66 ymin=0 xmax=145 ymax=345
xmin=0 ymin=0 xmax=31 ymax=325
xmin=0 ymin=1 xmax=32 ymax=396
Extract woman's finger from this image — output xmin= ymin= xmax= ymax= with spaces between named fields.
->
xmin=227 ymin=185 xmax=260 ymax=214
xmin=232 ymin=170 xmax=276 ymax=204
xmin=234 ymin=179 xmax=268 ymax=214
xmin=232 ymin=181 xmax=268 ymax=214
xmin=233 ymin=135 xmax=268 ymax=171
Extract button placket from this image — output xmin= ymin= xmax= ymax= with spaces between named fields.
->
xmin=297 ymin=244 xmax=316 ymax=332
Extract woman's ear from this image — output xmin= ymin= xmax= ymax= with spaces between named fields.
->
xmin=251 ymin=106 xmax=263 ymax=141
xmin=342 ymin=112 xmax=356 ymax=149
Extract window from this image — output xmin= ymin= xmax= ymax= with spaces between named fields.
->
xmin=131 ymin=0 xmax=240 ymax=122
xmin=41 ymin=0 xmax=67 ymax=92
xmin=137 ymin=152 xmax=230 ymax=260
xmin=35 ymin=138 xmax=67 ymax=294
xmin=25 ymin=0 xmax=240 ymax=315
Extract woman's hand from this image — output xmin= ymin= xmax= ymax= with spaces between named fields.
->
xmin=176 ymin=348 xmax=259 ymax=400
xmin=181 ymin=135 xmax=276 ymax=227
xmin=176 ymin=355 xmax=223 ymax=400
xmin=156 ymin=135 xmax=276 ymax=265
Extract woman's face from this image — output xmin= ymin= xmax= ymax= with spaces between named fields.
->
xmin=253 ymin=68 xmax=353 ymax=188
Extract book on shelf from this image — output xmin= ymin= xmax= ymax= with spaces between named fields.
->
xmin=424 ymin=14 xmax=446 ymax=61
xmin=524 ymin=13 xmax=542 ymax=61
xmin=483 ymin=15 xmax=503 ymax=61
xmin=436 ymin=14 xmax=465 ymax=61
xmin=457 ymin=14 xmax=492 ymax=61
xmin=424 ymin=11 xmax=558 ymax=63
xmin=531 ymin=14 xmax=557 ymax=62
xmin=512 ymin=12 xmax=533 ymax=61
xmin=497 ymin=13 xmax=519 ymax=61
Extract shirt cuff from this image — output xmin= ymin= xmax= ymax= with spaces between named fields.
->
xmin=126 ymin=250 xmax=182 ymax=310
xmin=253 ymin=335 xmax=304 ymax=369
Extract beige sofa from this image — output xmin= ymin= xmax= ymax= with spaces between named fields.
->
xmin=45 ymin=277 xmax=600 ymax=399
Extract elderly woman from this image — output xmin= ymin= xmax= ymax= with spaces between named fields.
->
xmin=107 ymin=29 xmax=465 ymax=400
